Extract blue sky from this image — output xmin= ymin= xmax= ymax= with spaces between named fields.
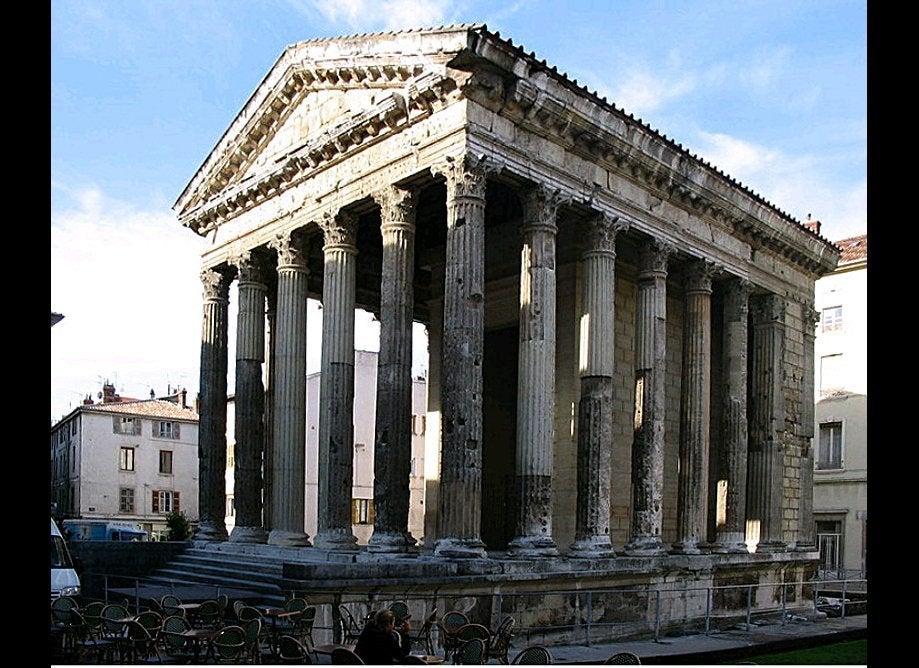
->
xmin=50 ymin=0 xmax=867 ymax=421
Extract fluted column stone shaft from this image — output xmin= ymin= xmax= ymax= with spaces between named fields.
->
xmin=314 ymin=211 xmax=359 ymax=551
xmin=508 ymin=186 xmax=563 ymax=558
xmin=267 ymin=232 xmax=311 ymax=547
xmin=263 ymin=286 xmax=277 ymax=531
xmin=195 ymin=267 xmax=232 ymax=541
xmin=624 ymin=240 xmax=673 ymax=556
xmin=432 ymin=155 xmax=490 ymax=559
xmin=673 ymin=260 xmax=717 ymax=554
xmin=230 ymin=252 xmax=268 ymax=544
xmin=713 ymin=277 xmax=752 ymax=552
xmin=570 ymin=213 xmax=627 ymax=558
xmin=369 ymin=186 xmax=419 ymax=555
xmin=795 ymin=303 xmax=820 ymax=551
xmin=748 ymin=293 xmax=787 ymax=552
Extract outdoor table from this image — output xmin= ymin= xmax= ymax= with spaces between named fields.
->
xmin=410 ymin=654 xmax=444 ymax=664
xmin=313 ymin=643 xmax=357 ymax=656
xmin=177 ymin=602 xmax=202 ymax=626
xmin=259 ymin=606 xmax=301 ymax=655
xmin=179 ymin=627 xmax=219 ymax=663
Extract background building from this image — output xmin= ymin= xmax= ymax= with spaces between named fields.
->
xmin=225 ymin=350 xmax=428 ymax=544
xmin=50 ymin=383 xmax=200 ymax=540
xmin=812 ymin=231 xmax=867 ymax=578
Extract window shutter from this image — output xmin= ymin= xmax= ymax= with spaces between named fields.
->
xmin=174 ymin=423 xmax=180 ymax=439
xmin=174 ymin=491 xmax=180 ymax=512
xmin=113 ymin=417 xmax=119 ymax=434
xmin=152 ymin=491 xmax=159 ymax=513
xmin=135 ymin=419 xmax=142 ymax=435
xmin=351 ymin=499 xmax=358 ymax=524
xmin=369 ymin=500 xmax=376 ymax=524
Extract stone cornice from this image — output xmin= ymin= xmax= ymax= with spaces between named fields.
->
xmin=460 ymin=27 xmax=840 ymax=278
xmin=176 ymin=64 xmax=460 ymax=236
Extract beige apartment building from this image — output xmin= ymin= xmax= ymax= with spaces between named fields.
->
xmin=812 ymin=233 xmax=867 ymax=578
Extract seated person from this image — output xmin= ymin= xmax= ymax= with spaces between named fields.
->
xmin=355 ymin=609 xmax=412 ymax=664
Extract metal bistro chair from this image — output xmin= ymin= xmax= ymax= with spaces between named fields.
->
xmin=511 ymin=645 xmax=552 ymax=665
xmin=337 ymin=605 xmax=362 ymax=644
xmin=277 ymin=634 xmax=314 ymax=664
xmin=212 ymin=625 xmax=249 ymax=664
xmin=490 ymin=616 xmax=516 ymax=665
xmin=438 ymin=611 xmax=468 ymax=662
xmin=158 ymin=614 xmax=196 ymax=664
xmin=331 ymin=646 xmax=366 ymax=664
xmin=389 ymin=600 xmax=410 ymax=623
xmin=604 ymin=651 xmax=642 ymax=664
xmin=160 ymin=594 xmax=183 ymax=618
xmin=196 ymin=599 xmax=224 ymax=629
xmin=454 ymin=637 xmax=487 ymax=665
xmin=456 ymin=623 xmax=492 ymax=661
xmin=407 ymin=607 xmax=438 ymax=656
xmin=122 ymin=619 xmax=163 ymax=664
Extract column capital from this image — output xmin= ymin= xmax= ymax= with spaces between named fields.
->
xmin=752 ymin=293 xmax=787 ymax=325
xmin=373 ymin=185 xmax=418 ymax=231
xmin=319 ymin=210 xmax=358 ymax=251
xmin=432 ymin=153 xmax=500 ymax=201
xmin=521 ymin=184 xmax=569 ymax=233
xmin=584 ymin=212 xmax=630 ymax=255
xmin=270 ymin=230 xmax=310 ymax=268
xmin=231 ymin=250 xmax=268 ymax=286
xmin=803 ymin=301 xmax=820 ymax=330
xmin=200 ymin=266 xmax=232 ymax=302
xmin=684 ymin=258 xmax=721 ymax=294
xmin=639 ymin=238 xmax=675 ymax=275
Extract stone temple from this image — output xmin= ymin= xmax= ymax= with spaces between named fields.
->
xmin=174 ymin=25 xmax=841 ymax=637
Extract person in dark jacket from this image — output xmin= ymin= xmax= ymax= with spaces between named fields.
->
xmin=354 ymin=609 xmax=412 ymax=664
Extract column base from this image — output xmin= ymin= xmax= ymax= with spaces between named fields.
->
xmin=756 ymin=541 xmax=788 ymax=554
xmin=710 ymin=541 xmax=751 ymax=554
xmin=367 ymin=530 xmax=419 ymax=555
xmin=669 ymin=540 xmax=706 ymax=555
xmin=193 ymin=522 xmax=229 ymax=541
xmin=623 ymin=536 xmax=666 ymax=557
xmin=433 ymin=537 xmax=488 ymax=559
xmin=789 ymin=541 xmax=818 ymax=553
xmin=267 ymin=529 xmax=312 ymax=547
xmin=313 ymin=529 xmax=359 ymax=551
xmin=569 ymin=537 xmax=615 ymax=559
xmin=229 ymin=525 xmax=268 ymax=544
xmin=507 ymin=535 xmax=558 ymax=558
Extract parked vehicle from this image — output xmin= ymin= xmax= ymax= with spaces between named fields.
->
xmin=50 ymin=517 xmax=81 ymax=601
xmin=62 ymin=519 xmax=149 ymax=542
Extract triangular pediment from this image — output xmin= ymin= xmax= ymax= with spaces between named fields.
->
xmin=175 ymin=25 xmax=482 ymax=225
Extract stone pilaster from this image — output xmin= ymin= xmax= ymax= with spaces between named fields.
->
xmin=431 ymin=154 xmax=492 ymax=559
xmin=369 ymin=185 xmax=419 ymax=555
xmin=793 ymin=302 xmax=820 ymax=551
xmin=262 ymin=284 xmax=277 ymax=532
xmin=570 ymin=213 xmax=628 ymax=558
xmin=672 ymin=259 xmax=718 ymax=554
xmin=229 ymin=251 xmax=268 ymax=544
xmin=712 ymin=277 xmax=752 ymax=553
xmin=267 ymin=231 xmax=311 ymax=547
xmin=195 ymin=266 xmax=232 ymax=541
xmin=624 ymin=239 xmax=673 ymax=556
xmin=314 ymin=211 xmax=360 ymax=551
xmin=748 ymin=293 xmax=787 ymax=553
xmin=508 ymin=185 xmax=565 ymax=558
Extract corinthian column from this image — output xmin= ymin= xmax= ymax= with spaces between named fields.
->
xmin=431 ymin=154 xmax=492 ymax=559
xmin=794 ymin=302 xmax=820 ymax=551
xmin=624 ymin=239 xmax=673 ymax=556
xmin=569 ymin=213 xmax=627 ymax=558
xmin=195 ymin=266 xmax=232 ymax=541
xmin=672 ymin=259 xmax=718 ymax=554
xmin=748 ymin=293 xmax=787 ymax=553
xmin=229 ymin=251 xmax=268 ymax=544
xmin=314 ymin=210 xmax=359 ymax=551
xmin=369 ymin=185 xmax=419 ymax=555
xmin=713 ymin=276 xmax=752 ymax=553
xmin=508 ymin=185 xmax=565 ymax=558
xmin=267 ymin=231 xmax=311 ymax=547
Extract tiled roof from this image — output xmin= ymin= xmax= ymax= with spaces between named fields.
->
xmin=80 ymin=399 xmax=199 ymax=422
xmin=834 ymin=235 xmax=867 ymax=265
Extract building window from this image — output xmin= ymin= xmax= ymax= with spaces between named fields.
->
xmin=412 ymin=414 xmax=427 ymax=436
xmin=819 ymin=354 xmax=845 ymax=396
xmin=119 ymin=447 xmax=135 ymax=472
xmin=226 ymin=495 xmax=235 ymax=517
xmin=114 ymin=416 xmax=141 ymax=435
xmin=227 ymin=443 xmax=235 ymax=469
xmin=159 ymin=450 xmax=174 ymax=475
xmin=152 ymin=490 xmax=180 ymax=514
xmin=119 ymin=487 xmax=135 ymax=513
xmin=821 ymin=305 xmax=843 ymax=332
xmin=816 ymin=518 xmax=844 ymax=574
xmin=70 ymin=420 xmax=77 ymax=436
xmin=816 ymin=421 xmax=843 ymax=470
xmin=351 ymin=498 xmax=375 ymax=525
xmin=154 ymin=421 xmax=180 ymax=439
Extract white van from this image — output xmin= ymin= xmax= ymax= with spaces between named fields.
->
xmin=50 ymin=517 xmax=81 ymax=600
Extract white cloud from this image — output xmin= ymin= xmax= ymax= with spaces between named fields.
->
xmin=302 ymin=0 xmax=457 ymax=31
xmin=51 ymin=186 xmax=205 ymax=421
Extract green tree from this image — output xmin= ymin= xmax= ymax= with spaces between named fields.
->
xmin=165 ymin=511 xmax=191 ymax=541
